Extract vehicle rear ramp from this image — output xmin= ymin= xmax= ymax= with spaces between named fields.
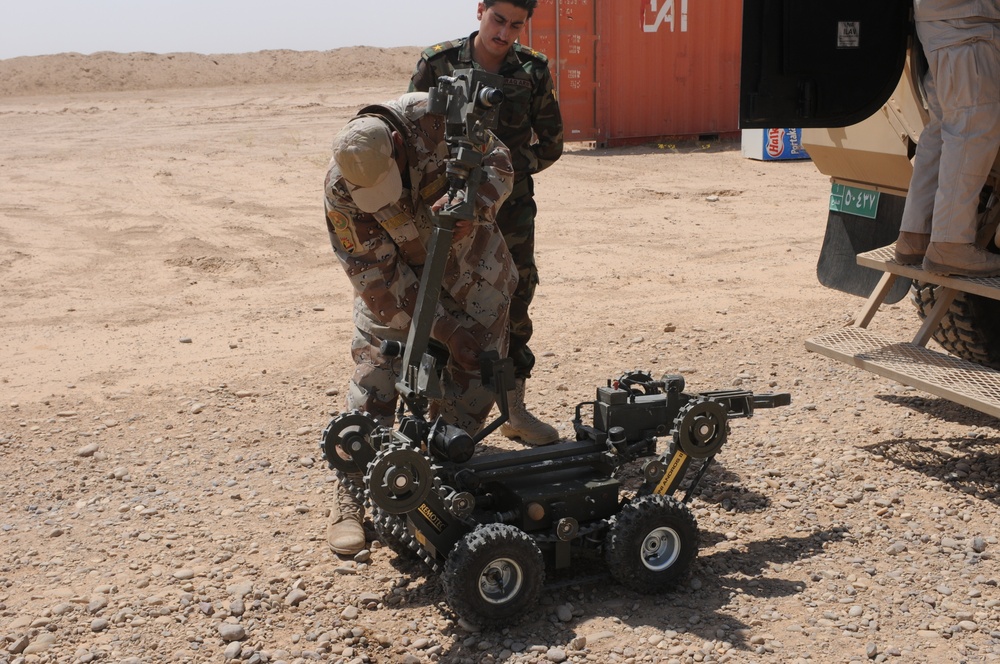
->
xmin=807 ymin=246 xmax=1000 ymax=418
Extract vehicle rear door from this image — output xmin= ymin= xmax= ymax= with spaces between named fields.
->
xmin=740 ymin=0 xmax=911 ymax=129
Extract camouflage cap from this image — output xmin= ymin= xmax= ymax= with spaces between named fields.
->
xmin=332 ymin=116 xmax=402 ymax=213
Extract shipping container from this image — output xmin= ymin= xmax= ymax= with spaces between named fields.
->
xmin=525 ymin=0 xmax=743 ymax=146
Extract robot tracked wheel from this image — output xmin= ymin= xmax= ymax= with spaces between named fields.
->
xmin=321 ymin=410 xmax=379 ymax=475
xmin=671 ymin=397 xmax=728 ymax=459
xmin=366 ymin=445 xmax=435 ymax=515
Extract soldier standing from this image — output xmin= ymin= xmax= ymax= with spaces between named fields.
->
xmin=409 ymin=0 xmax=564 ymax=446
xmin=323 ymin=91 xmax=517 ymax=555
xmin=893 ymin=0 xmax=1000 ymax=276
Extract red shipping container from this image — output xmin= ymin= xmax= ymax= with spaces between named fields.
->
xmin=525 ymin=0 xmax=743 ymax=146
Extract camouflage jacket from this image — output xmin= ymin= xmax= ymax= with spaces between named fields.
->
xmin=324 ymin=92 xmax=515 ymax=342
xmin=409 ymin=33 xmax=564 ymax=180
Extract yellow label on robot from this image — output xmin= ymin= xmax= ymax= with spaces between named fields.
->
xmin=418 ymin=503 xmax=446 ymax=533
xmin=654 ymin=450 xmax=688 ymax=495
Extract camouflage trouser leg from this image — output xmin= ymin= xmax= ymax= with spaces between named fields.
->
xmin=497 ymin=178 xmax=539 ymax=380
xmin=429 ymin=285 xmax=514 ymax=434
xmin=348 ymin=292 xmax=511 ymax=435
xmin=346 ymin=322 xmax=403 ymax=428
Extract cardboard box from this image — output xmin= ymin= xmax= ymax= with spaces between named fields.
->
xmin=741 ymin=128 xmax=810 ymax=161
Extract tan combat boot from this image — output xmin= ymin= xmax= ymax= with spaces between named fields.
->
xmin=923 ymin=242 xmax=1000 ymax=277
xmin=500 ymin=378 xmax=559 ymax=446
xmin=893 ymin=231 xmax=929 ymax=265
xmin=328 ymin=474 xmax=366 ymax=556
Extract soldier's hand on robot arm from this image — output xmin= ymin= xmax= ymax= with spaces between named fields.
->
xmin=431 ymin=313 xmax=482 ymax=371
xmin=451 ymin=220 xmax=475 ymax=242
xmin=438 ymin=132 xmax=513 ymax=224
xmin=434 ymin=133 xmax=510 ymax=232
xmin=431 ymin=190 xmax=465 ymax=212
xmin=431 ymin=192 xmax=474 ymax=242
xmin=474 ymin=132 xmax=514 ymax=219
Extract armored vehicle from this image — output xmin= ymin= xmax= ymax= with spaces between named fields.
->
xmin=740 ymin=0 xmax=1000 ymax=416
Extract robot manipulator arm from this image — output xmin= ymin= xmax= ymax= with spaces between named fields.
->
xmin=428 ymin=69 xmax=506 ymax=222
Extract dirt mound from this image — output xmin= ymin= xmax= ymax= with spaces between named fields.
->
xmin=0 ymin=46 xmax=422 ymax=97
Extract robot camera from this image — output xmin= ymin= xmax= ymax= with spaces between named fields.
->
xmin=477 ymin=86 xmax=504 ymax=109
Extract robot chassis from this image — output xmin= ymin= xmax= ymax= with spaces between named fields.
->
xmin=321 ymin=70 xmax=791 ymax=627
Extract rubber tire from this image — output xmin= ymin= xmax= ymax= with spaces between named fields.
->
xmin=604 ymin=494 xmax=699 ymax=594
xmin=441 ymin=523 xmax=544 ymax=627
xmin=371 ymin=506 xmax=419 ymax=561
xmin=911 ymin=281 xmax=1000 ymax=370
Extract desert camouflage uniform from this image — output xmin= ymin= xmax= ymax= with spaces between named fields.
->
xmin=409 ymin=33 xmax=563 ymax=379
xmin=324 ymin=92 xmax=517 ymax=433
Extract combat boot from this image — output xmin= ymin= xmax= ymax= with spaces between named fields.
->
xmin=328 ymin=474 xmax=366 ymax=556
xmin=500 ymin=378 xmax=559 ymax=446
xmin=923 ymin=242 xmax=1000 ymax=277
xmin=893 ymin=231 xmax=929 ymax=265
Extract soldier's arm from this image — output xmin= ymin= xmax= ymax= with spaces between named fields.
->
xmin=530 ymin=66 xmax=564 ymax=173
xmin=324 ymin=188 xmax=463 ymax=342
xmin=473 ymin=133 xmax=515 ymax=222
xmin=408 ymin=57 xmax=434 ymax=93
xmin=325 ymin=194 xmax=420 ymax=329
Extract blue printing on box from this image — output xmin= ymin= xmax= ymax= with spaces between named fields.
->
xmin=759 ymin=128 xmax=810 ymax=160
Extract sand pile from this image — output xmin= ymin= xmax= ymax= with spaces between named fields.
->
xmin=0 ymin=46 xmax=421 ymax=96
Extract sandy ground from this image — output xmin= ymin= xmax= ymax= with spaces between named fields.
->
xmin=2 ymin=50 xmax=1000 ymax=664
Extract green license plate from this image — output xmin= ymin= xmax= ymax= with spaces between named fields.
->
xmin=829 ymin=183 xmax=880 ymax=220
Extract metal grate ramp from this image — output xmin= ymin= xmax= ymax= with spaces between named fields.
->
xmin=857 ymin=245 xmax=1000 ymax=299
xmin=806 ymin=327 xmax=1000 ymax=418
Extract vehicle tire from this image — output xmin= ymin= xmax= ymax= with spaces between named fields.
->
xmin=604 ymin=494 xmax=699 ymax=594
xmin=910 ymin=281 xmax=1000 ymax=370
xmin=370 ymin=506 xmax=420 ymax=561
xmin=441 ymin=523 xmax=544 ymax=627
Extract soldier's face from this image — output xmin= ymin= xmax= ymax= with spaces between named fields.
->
xmin=477 ymin=2 xmax=529 ymax=60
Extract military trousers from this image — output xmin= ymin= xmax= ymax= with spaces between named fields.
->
xmin=901 ymin=18 xmax=1000 ymax=243
xmin=497 ymin=176 xmax=540 ymax=379
xmin=347 ymin=295 xmax=510 ymax=434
